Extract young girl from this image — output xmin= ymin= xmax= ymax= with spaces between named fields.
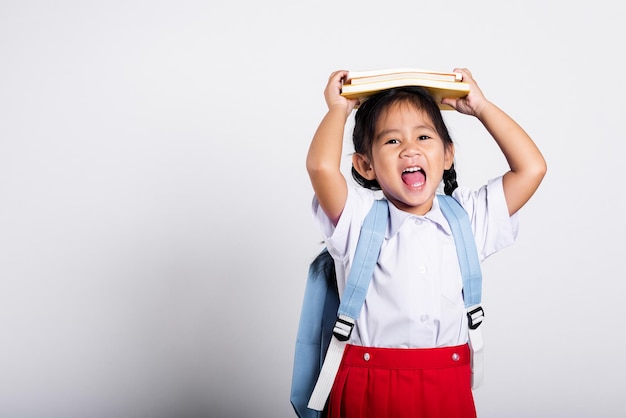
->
xmin=306 ymin=68 xmax=546 ymax=418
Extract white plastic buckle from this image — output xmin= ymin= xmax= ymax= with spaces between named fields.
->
xmin=467 ymin=305 xmax=484 ymax=330
xmin=332 ymin=316 xmax=355 ymax=341
xmin=467 ymin=304 xmax=485 ymax=389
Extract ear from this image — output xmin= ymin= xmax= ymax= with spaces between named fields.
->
xmin=352 ymin=153 xmax=376 ymax=180
xmin=444 ymin=143 xmax=455 ymax=170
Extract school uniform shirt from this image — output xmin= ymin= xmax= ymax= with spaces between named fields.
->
xmin=312 ymin=176 xmax=519 ymax=348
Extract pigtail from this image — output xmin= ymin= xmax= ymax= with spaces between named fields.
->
xmin=310 ymin=248 xmax=337 ymax=292
xmin=443 ymin=163 xmax=458 ymax=196
xmin=351 ymin=166 xmax=381 ymax=190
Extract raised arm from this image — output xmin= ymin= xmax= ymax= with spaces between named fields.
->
xmin=306 ymin=70 xmax=360 ymax=225
xmin=441 ymin=68 xmax=547 ymax=215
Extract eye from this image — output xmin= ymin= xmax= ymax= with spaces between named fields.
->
xmin=385 ymin=138 xmax=400 ymax=145
xmin=418 ymin=135 xmax=431 ymax=141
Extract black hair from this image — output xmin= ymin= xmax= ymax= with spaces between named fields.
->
xmin=310 ymin=248 xmax=337 ymax=292
xmin=351 ymin=86 xmax=458 ymax=195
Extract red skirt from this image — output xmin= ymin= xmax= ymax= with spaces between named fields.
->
xmin=327 ymin=344 xmax=476 ymax=418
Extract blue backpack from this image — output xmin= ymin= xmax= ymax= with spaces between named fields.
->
xmin=290 ymin=195 xmax=485 ymax=418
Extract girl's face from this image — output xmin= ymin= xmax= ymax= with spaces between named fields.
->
xmin=354 ymin=102 xmax=454 ymax=216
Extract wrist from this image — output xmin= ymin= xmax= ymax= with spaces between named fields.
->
xmin=327 ymin=103 xmax=352 ymax=119
xmin=474 ymin=100 xmax=495 ymax=120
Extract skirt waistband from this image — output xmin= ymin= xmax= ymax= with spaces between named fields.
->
xmin=342 ymin=343 xmax=470 ymax=369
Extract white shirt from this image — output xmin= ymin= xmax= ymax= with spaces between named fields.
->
xmin=312 ymin=177 xmax=518 ymax=348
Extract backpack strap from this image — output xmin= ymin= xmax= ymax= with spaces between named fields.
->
xmin=437 ymin=194 xmax=485 ymax=388
xmin=308 ymin=199 xmax=389 ymax=411
xmin=436 ymin=195 xmax=482 ymax=309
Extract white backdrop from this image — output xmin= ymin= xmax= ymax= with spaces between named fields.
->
xmin=1 ymin=1 xmax=625 ymax=417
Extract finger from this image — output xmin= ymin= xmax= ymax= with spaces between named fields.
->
xmin=330 ymin=70 xmax=349 ymax=82
xmin=452 ymin=68 xmax=471 ymax=81
xmin=441 ymin=97 xmax=457 ymax=109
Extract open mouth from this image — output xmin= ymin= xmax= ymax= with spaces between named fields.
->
xmin=401 ymin=166 xmax=426 ymax=187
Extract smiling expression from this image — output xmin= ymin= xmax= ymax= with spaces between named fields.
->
xmin=353 ymin=101 xmax=454 ymax=216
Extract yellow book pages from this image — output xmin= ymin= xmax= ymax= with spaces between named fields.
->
xmin=346 ymin=67 xmax=462 ymax=83
xmin=349 ymin=71 xmax=459 ymax=85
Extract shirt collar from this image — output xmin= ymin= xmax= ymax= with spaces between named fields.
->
xmin=386 ymin=195 xmax=453 ymax=238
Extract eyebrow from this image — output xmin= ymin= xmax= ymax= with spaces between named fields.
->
xmin=375 ymin=125 xmax=435 ymax=141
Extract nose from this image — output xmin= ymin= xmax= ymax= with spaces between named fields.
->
xmin=401 ymin=142 xmax=421 ymax=158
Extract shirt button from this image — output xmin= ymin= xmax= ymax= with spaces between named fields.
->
xmin=364 ymin=353 xmax=370 ymax=361
xmin=452 ymin=353 xmax=460 ymax=361
xmin=420 ymin=314 xmax=429 ymax=322
xmin=418 ymin=265 xmax=426 ymax=274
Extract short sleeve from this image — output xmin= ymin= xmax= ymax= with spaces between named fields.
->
xmin=311 ymin=185 xmax=377 ymax=262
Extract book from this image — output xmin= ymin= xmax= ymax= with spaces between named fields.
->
xmin=346 ymin=67 xmax=462 ymax=84
xmin=348 ymin=71 xmax=459 ymax=85
xmin=341 ymin=68 xmax=469 ymax=110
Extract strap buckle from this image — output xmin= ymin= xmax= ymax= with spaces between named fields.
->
xmin=333 ymin=317 xmax=355 ymax=341
xmin=467 ymin=306 xmax=484 ymax=330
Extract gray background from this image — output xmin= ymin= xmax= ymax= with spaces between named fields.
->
xmin=1 ymin=1 xmax=624 ymax=417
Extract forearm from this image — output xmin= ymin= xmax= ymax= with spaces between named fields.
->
xmin=306 ymin=106 xmax=349 ymax=179
xmin=476 ymin=102 xmax=543 ymax=173
xmin=476 ymin=102 xmax=547 ymax=214
xmin=306 ymin=106 xmax=350 ymax=223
